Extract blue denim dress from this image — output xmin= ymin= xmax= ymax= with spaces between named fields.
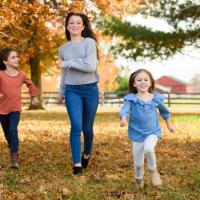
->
xmin=119 ymin=93 xmax=170 ymax=142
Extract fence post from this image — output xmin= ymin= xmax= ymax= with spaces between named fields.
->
xmin=167 ymin=93 xmax=171 ymax=107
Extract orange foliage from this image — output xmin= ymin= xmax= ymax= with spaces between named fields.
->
xmin=68 ymin=0 xmax=86 ymax=12
xmin=94 ymin=0 xmax=147 ymax=17
xmin=0 ymin=0 xmax=64 ymax=73
xmin=0 ymin=0 xmax=150 ymax=91
xmin=98 ymin=52 xmax=120 ymax=91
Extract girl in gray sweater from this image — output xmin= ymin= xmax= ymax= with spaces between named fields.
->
xmin=58 ymin=12 xmax=99 ymax=175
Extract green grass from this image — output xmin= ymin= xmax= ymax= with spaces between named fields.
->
xmin=170 ymin=114 xmax=200 ymax=122
xmin=0 ymin=107 xmax=200 ymax=199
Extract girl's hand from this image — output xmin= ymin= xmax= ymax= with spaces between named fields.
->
xmin=57 ymin=59 xmax=64 ymax=68
xmin=165 ymin=120 xmax=174 ymax=133
xmin=0 ymin=93 xmax=3 ymax=98
xmin=120 ymin=116 xmax=128 ymax=127
xmin=57 ymin=96 xmax=64 ymax=105
xmin=31 ymin=97 xmax=39 ymax=106
xmin=167 ymin=125 xmax=174 ymax=133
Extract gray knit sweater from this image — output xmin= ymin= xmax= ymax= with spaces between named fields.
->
xmin=58 ymin=37 xmax=99 ymax=97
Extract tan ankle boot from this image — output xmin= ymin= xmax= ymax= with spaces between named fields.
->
xmin=10 ymin=152 xmax=19 ymax=169
xmin=150 ymin=171 xmax=162 ymax=187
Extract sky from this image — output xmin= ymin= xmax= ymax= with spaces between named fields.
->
xmin=116 ymin=14 xmax=200 ymax=83
xmin=116 ymin=49 xmax=200 ymax=83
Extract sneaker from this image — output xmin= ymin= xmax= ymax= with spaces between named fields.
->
xmin=135 ymin=179 xmax=144 ymax=189
xmin=81 ymin=155 xmax=90 ymax=169
xmin=73 ymin=166 xmax=82 ymax=175
xmin=150 ymin=170 xmax=162 ymax=187
xmin=10 ymin=152 xmax=19 ymax=169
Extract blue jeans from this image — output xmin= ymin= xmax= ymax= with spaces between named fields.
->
xmin=65 ymin=82 xmax=99 ymax=164
xmin=0 ymin=112 xmax=20 ymax=153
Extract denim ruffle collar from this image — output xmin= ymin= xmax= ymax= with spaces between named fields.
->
xmin=124 ymin=93 xmax=165 ymax=111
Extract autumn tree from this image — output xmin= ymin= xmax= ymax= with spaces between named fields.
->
xmin=0 ymin=0 xmax=65 ymax=108
xmin=0 ymin=0 xmax=149 ymax=104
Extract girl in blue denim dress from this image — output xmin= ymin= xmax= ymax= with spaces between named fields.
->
xmin=119 ymin=69 xmax=174 ymax=189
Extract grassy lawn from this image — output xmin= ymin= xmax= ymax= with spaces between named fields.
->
xmin=0 ymin=107 xmax=200 ymax=200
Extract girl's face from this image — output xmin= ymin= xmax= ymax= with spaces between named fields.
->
xmin=133 ymin=71 xmax=152 ymax=93
xmin=67 ymin=15 xmax=85 ymax=37
xmin=3 ymin=51 xmax=19 ymax=68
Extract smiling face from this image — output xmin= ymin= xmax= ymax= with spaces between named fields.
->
xmin=3 ymin=51 xmax=19 ymax=68
xmin=133 ymin=71 xmax=152 ymax=94
xmin=67 ymin=15 xmax=85 ymax=37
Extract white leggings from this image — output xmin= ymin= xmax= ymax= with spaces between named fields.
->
xmin=132 ymin=134 xmax=158 ymax=180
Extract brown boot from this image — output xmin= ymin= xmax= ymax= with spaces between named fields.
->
xmin=150 ymin=170 xmax=162 ymax=187
xmin=10 ymin=152 xmax=19 ymax=169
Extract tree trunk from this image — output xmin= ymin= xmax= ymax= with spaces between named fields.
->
xmin=29 ymin=55 xmax=45 ymax=109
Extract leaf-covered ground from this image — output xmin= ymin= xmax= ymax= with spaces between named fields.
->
xmin=0 ymin=107 xmax=200 ymax=200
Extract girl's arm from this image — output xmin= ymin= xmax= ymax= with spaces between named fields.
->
xmin=0 ymin=72 xmax=3 ymax=98
xmin=165 ymin=118 xmax=174 ymax=133
xmin=157 ymin=103 xmax=174 ymax=133
xmin=57 ymin=48 xmax=66 ymax=104
xmin=58 ymin=69 xmax=65 ymax=99
xmin=23 ymin=74 xmax=40 ymax=105
xmin=23 ymin=74 xmax=40 ymax=97
xmin=119 ymin=100 xmax=131 ymax=127
xmin=61 ymin=39 xmax=98 ymax=73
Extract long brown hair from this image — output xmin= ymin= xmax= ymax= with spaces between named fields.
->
xmin=65 ymin=12 xmax=99 ymax=59
xmin=129 ymin=69 xmax=155 ymax=94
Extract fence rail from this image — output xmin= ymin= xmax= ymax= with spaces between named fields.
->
xmin=22 ymin=92 xmax=200 ymax=107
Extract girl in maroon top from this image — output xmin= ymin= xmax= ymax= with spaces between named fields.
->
xmin=0 ymin=48 xmax=39 ymax=169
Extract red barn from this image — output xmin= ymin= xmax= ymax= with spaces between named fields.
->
xmin=156 ymin=76 xmax=193 ymax=93
xmin=155 ymin=84 xmax=171 ymax=93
